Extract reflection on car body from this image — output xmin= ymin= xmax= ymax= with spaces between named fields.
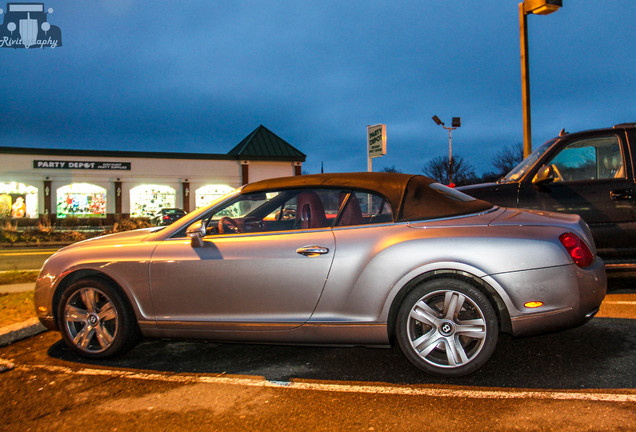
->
xmin=35 ymin=173 xmax=606 ymax=377
xmin=150 ymin=208 xmax=187 ymax=226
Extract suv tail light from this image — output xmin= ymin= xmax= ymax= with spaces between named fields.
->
xmin=559 ymin=232 xmax=594 ymax=268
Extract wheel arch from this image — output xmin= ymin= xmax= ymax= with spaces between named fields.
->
xmin=386 ymin=269 xmax=512 ymax=343
xmin=52 ymin=269 xmax=137 ymax=327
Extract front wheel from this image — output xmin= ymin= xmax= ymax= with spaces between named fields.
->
xmin=395 ymin=278 xmax=499 ymax=377
xmin=57 ymin=278 xmax=139 ymax=358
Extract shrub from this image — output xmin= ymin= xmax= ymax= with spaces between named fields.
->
xmin=58 ymin=216 xmax=80 ymax=227
xmin=0 ymin=216 xmax=151 ymax=244
xmin=108 ymin=218 xmax=153 ymax=233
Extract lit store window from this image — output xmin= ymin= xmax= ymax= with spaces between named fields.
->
xmin=195 ymin=184 xmax=234 ymax=209
xmin=130 ymin=185 xmax=176 ymax=217
xmin=56 ymin=183 xmax=106 ymax=218
xmin=0 ymin=182 xmax=38 ymax=218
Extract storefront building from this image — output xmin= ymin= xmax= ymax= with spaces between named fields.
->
xmin=0 ymin=125 xmax=305 ymax=221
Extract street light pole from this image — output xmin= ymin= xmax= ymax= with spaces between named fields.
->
xmin=519 ymin=0 xmax=562 ymax=158
xmin=432 ymin=115 xmax=461 ymax=186
xmin=447 ymin=126 xmax=453 ymax=185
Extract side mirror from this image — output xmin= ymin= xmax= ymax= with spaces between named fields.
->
xmin=186 ymin=220 xmax=206 ymax=248
xmin=532 ymin=165 xmax=555 ymax=185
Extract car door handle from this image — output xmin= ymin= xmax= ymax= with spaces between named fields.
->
xmin=610 ymin=189 xmax=632 ymax=200
xmin=296 ymin=246 xmax=330 ymax=256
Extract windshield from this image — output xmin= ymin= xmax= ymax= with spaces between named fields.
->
xmin=169 ymin=188 xmax=241 ymax=236
xmin=500 ymin=139 xmax=556 ymax=183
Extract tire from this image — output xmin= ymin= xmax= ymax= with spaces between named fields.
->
xmin=395 ymin=278 xmax=499 ymax=377
xmin=57 ymin=277 xmax=140 ymax=358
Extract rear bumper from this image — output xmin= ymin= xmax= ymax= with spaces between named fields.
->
xmin=495 ymin=259 xmax=607 ymax=337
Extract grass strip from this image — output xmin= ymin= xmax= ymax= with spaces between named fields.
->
xmin=0 ymin=270 xmax=39 ymax=285
xmin=0 ymin=291 xmax=35 ymax=327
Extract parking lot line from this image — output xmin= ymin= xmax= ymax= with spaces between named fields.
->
xmin=19 ymin=364 xmax=636 ymax=403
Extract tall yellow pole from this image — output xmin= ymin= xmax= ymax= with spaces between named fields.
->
xmin=519 ymin=2 xmax=532 ymax=158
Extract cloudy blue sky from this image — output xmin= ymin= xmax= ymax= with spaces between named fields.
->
xmin=1 ymin=0 xmax=635 ymax=176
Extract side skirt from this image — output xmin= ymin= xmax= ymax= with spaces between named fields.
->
xmin=138 ymin=320 xmax=390 ymax=346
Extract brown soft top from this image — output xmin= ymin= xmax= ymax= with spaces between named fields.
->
xmin=242 ymin=172 xmax=493 ymax=222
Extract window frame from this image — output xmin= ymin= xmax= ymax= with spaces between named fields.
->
xmin=543 ymin=134 xmax=626 ymax=183
xmin=172 ymin=186 xmax=396 ymax=238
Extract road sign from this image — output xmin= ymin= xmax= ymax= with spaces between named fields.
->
xmin=367 ymin=124 xmax=386 ymax=159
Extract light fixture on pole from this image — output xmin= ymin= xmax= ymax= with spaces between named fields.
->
xmin=519 ymin=0 xmax=562 ymax=158
xmin=432 ymin=115 xmax=461 ymax=186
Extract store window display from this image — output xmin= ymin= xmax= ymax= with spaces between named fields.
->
xmin=195 ymin=184 xmax=234 ymax=209
xmin=0 ymin=182 xmax=38 ymax=218
xmin=130 ymin=184 xmax=176 ymax=218
xmin=56 ymin=184 xmax=107 ymax=218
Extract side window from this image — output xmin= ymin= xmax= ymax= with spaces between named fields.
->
xmin=545 ymin=136 xmax=625 ymax=182
xmin=204 ymin=188 xmax=342 ymax=235
xmin=263 ymin=189 xmax=341 ymax=230
xmin=336 ymin=191 xmax=393 ymax=227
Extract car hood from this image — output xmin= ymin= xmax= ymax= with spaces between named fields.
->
xmin=58 ymin=227 xmax=160 ymax=251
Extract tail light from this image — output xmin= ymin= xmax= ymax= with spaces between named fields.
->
xmin=559 ymin=232 xmax=594 ymax=268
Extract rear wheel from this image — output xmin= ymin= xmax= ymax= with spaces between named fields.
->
xmin=396 ymin=278 xmax=498 ymax=377
xmin=57 ymin=278 xmax=139 ymax=358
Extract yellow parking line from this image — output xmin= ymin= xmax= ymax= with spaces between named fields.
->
xmin=0 ymin=251 xmax=57 ymax=256
xmin=602 ymin=301 xmax=636 ymax=305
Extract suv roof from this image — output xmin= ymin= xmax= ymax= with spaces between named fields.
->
xmin=613 ymin=122 xmax=636 ymax=129
xmin=555 ymin=123 xmax=635 ymax=138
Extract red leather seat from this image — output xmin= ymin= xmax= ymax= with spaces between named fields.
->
xmin=338 ymin=193 xmax=363 ymax=226
xmin=296 ymin=191 xmax=328 ymax=229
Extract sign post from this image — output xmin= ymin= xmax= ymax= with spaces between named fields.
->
xmin=367 ymin=124 xmax=386 ymax=172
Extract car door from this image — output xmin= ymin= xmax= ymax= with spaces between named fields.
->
xmin=148 ymin=188 xmax=338 ymax=330
xmin=518 ymin=131 xmax=636 ymax=255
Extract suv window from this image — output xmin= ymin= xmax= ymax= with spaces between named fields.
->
xmin=544 ymin=136 xmax=625 ymax=182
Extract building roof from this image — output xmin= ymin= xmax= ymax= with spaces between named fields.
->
xmin=0 ymin=125 xmax=305 ymax=162
xmin=0 ymin=146 xmax=232 ymax=161
xmin=227 ymin=125 xmax=306 ymax=162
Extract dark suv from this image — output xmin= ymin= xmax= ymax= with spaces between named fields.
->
xmin=460 ymin=123 xmax=636 ymax=269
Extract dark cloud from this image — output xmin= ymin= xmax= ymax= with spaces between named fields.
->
xmin=1 ymin=0 xmax=635 ymax=176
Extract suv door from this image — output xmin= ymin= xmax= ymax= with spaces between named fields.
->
xmin=518 ymin=130 xmax=636 ymax=261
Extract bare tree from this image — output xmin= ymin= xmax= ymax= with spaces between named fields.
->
xmin=423 ymin=155 xmax=477 ymax=186
xmin=381 ymin=165 xmax=402 ymax=173
xmin=493 ymin=143 xmax=523 ymax=177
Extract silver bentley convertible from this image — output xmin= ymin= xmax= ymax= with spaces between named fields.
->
xmin=35 ymin=173 xmax=607 ymax=377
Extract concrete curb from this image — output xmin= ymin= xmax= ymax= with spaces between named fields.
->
xmin=1 ymin=283 xmax=46 ymax=349
xmin=0 ymin=318 xmax=47 ymax=347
